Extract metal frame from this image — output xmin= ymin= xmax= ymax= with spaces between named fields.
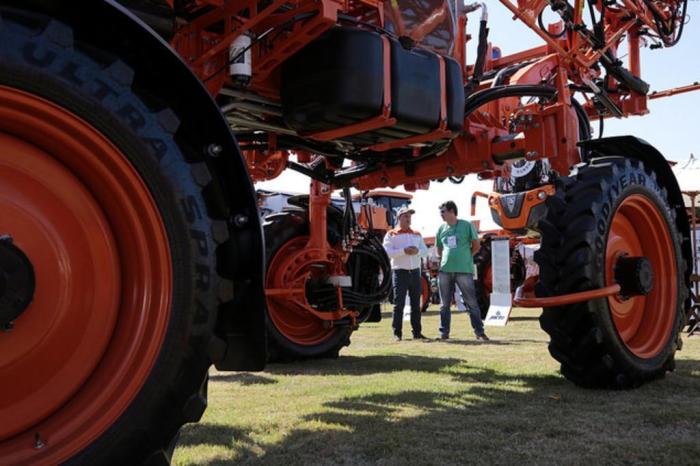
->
xmin=163 ymin=0 xmax=694 ymax=326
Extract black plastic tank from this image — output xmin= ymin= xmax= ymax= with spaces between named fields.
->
xmin=281 ymin=26 xmax=464 ymax=146
xmin=281 ymin=27 xmax=384 ymax=133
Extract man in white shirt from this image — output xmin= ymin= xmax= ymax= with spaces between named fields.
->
xmin=383 ymin=206 xmax=429 ymax=341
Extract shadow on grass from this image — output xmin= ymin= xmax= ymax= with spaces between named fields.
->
xmin=438 ymin=338 xmax=516 ymax=346
xmin=509 ymin=315 xmax=540 ymax=322
xmin=213 ymin=367 xmax=568 ymax=465
xmin=180 ymin=364 xmax=568 ymax=465
xmin=181 ymin=354 xmax=700 ymax=465
xmin=209 ymin=372 xmax=277 ymax=385
xmin=177 ymin=423 xmax=252 ymax=448
xmin=265 ymin=354 xmax=463 ymax=377
xmin=675 ymin=358 xmax=700 ymax=375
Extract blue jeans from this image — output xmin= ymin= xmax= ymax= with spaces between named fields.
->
xmin=438 ymin=272 xmax=485 ymax=337
xmin=392 ymin=269 xmax=422 ymax=337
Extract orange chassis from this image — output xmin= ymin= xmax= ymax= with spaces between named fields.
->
xmin=166 ymin=0 xmax=690 ymax=319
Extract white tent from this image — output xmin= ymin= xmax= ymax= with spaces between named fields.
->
xmin=672 ymin=154 xmax=700 ymax=207
xmin=671 ymin=154 xmax=700 ymax=279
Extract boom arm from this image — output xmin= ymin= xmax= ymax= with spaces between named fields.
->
xmin=156 ymin=0 xmax=689 ymax=193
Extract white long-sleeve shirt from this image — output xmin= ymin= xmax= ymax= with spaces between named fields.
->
xmin=382 ymin=227 xmax=428 ymax=271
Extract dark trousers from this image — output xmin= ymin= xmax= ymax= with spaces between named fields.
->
xmin=392 ymin=268 xmax=422 ymax=337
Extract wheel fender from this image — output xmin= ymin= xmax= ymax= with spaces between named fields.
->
xmin=579 ymin=136 xmax=692 ymax=295
xmin=10 ymin=0 xmax=267 ymax=370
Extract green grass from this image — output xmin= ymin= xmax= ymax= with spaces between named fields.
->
xmin=173 ymin=308 xmax=700 ymax=465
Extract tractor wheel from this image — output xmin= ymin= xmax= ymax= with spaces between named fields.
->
xmin=0 ymin=12 xmax=231 ymax=464
xmin=535 ymin=157 xmax=687 ymax=388
xmin=263 ymin=210 xmax=353 ymax=361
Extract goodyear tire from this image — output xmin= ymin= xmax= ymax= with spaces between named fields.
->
xmin=263 ymin=210 xmax=353 ymax=361
xmin=0 ymin=11 xmax=230 ymax=465
xmin=535 ymin=157 xmax=687 ymax=388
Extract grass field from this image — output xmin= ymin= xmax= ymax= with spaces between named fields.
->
xmin=173 ymin=307 xmax=700 ymax=465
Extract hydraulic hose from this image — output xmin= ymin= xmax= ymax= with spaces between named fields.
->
xmin=466 ymin=3 xmax=489 ymax=94
xmin=465 ymin=85 xmax=558 ymax=116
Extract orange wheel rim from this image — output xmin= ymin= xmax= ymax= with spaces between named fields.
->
xmin=0 ymin=87 xmax=172 ymax=464
xmin=606 ymin=194 xmax=677 ymax=359
xmin=266 ymin=237 xmax=337 ymax=346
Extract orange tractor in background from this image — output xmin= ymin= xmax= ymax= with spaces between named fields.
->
xmin=258 ymin=188 xmax=431 ymax=361
xmin=0 ymin=0 xmax=698 ymax=463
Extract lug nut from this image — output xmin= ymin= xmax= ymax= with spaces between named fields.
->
xmin=207 ymin=144 xmax=223 ymax=158
xmin=233 ymin=214 xmax=249 ymax=227
xmin=34 ymin=433 xmax=44 ymax=450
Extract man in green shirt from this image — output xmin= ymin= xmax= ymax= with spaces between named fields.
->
xmin=436 ymin=201 xmax=489 ymax=341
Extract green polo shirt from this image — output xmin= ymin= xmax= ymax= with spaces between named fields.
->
xmin=436 ymin=220 xmax=478 ymax=274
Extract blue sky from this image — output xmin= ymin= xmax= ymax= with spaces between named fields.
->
xmin=257 ymin=1 xmax=700 ymax=234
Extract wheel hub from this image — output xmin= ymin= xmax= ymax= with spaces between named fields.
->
xmin=615 ymin=255 xmax=654 ymax=297
xmin=0 ymin=236 xmax=35 ymax=327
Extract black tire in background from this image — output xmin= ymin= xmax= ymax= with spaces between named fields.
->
xmin=474 ymin=238 xmax=494 ymax=319
xmin=263 ymin=210 xmax=353 ymax=361
xmin=535 ymin=157 xmax=687 ymax=388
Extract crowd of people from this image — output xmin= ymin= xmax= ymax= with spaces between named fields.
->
xmin=382 ymin=201 xmax=489 ymax=342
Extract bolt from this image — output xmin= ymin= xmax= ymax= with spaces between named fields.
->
xmin=34 ymin=433 xmax=44 ymax=450
xmin=232 ymin=214 xmax=249 ymax=227
xmin=538 ymin=191 xmax=547 ymax=200
xmin=207 ymin=144 xmax=223 ymax=158
xmin=2 ymin=321 xmax=14 ymax=333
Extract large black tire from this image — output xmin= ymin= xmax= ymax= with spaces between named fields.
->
xmin=263 ymin=210 xmax=353 ymax=362
xmin=535 ymin=157 xmax=688 ymax=388
xmin=0 ymin=10 xmax=232 ymax=464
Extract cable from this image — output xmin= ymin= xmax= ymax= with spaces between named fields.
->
xmin=538 ymin=7 xmax=567 ymax=38
xmin=337 ymin=13 xmax=397 ymax=38
xmin=466 ymin=17 xmax=490 ymax=94
xmin=586 ymin=0 xmax=604 ymax=49
xmin=491 ymin=61 xmax=534 ymax=88
xmin=644 ymin=0 xmax=688 ymax=46
xmin=571 ymin=98 xmax=592 ymax=142
xmin=465 ymin=84 xmax=558 ymax=116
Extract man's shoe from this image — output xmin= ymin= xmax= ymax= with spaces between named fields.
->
xmin=476 ymin=334 xmax=490 ymax=341
xmin=394 ymin=335 xmax=402 ymax=342
xmin=439 ymin=334 xmax=449 ymax=340
xmin=413 ymin=334 xmax=429 ymax=340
